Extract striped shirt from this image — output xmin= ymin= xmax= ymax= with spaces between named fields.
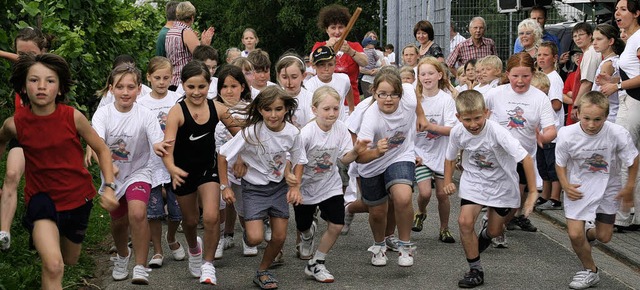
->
xmin=165 ymin=21 xmax=193 ymax=87
xmin=446 ymin=37 xmax=496 ymax=69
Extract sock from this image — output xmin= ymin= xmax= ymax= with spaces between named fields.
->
xmin=549 ymin=199 xmax=561 ymax=205
xmin=399 ymin=239 xmax=411 ymax=246
xmin=189 ymin=240 xmax=202 ymax=255
xmin=467 ymin=256 xmax=483 ymax=272
xmin=311 ymin=250 xmax=326 ymax=263
xmin=374 ymin=240 xmax=385 ymax=247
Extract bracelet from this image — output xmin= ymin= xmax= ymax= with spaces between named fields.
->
xmin=350 ymin=49 xmax=356 ymax=57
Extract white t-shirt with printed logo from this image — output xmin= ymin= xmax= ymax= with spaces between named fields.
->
xmin=485 ymin=84 xmax=556 ymax=155
xmin=357 ymin=83 xmax=417 ymax=178
xmin=555 ymin=122 xmax=638 ymax=219
xmin=446 ymin=119 xmax=528 ymax=208
xmin=304 ymin=73 xmax=351 ymax=121
xmin=220 ymin=122 xmax=306 ymax=185
xmin=292 ymin=87 xmax=314 ymax=129
xmin=136 ymin=91 xmax=181 ymax=187
xmin=299 ymin=120 xmax=353 ymax=204
xmin=92 ymin=103 xmax=164 ymax=199
xmin=414 ymin=90 xmax=457 ymax=174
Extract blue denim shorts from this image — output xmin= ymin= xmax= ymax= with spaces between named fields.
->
xmin=359 ymin=161 xmax=416 ymax=206
xmin=147 ymin=184 xmax=182 ymax=221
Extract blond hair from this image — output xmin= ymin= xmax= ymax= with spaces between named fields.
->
xmin=578 ymin=91 xmax=610 ymax=117
xmin=531 ymin=71 xmax=550 ymax=94
xmin=455 ymin=90 xmax=486 ymax=114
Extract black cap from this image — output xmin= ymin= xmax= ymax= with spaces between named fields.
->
xmin=312 ymin=46 xmax=335 ymax=64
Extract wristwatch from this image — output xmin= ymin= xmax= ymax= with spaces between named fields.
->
xmin=220 ymin=184 xmax=227 ymax=191
xmin=105 ymin=182 xmax=117 ymax=191
xmin=617 ymin=81 xmax=623 ymax=91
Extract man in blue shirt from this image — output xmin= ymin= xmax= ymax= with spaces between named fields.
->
xmin=513 ymin=6 xmax=562 ymax=55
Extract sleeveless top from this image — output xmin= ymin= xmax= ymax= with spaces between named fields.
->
xmin=592 ymin=55 xmax=619 ymax=122
xmin=174 ymin=99 xmax=219 ymax=172
xmin=14 ymin=104 xmax=95 ymax=211
xmin=165 ymin=21 xmax=193 ymax=87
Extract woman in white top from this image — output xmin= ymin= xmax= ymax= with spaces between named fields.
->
xmin=600 ymin=0 xmax=640 ymax=227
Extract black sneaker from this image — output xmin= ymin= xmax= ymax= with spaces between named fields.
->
xmin=477 ymin=225 xmax=491 ymax=253
xmin=515 ymin=215 xmax=537 ymax=232
xmin=412 ymin=213 xmax=427 ymax=232
xmin=535 ymin=197 xmax=547 ymax=206
xmin=458 ymin=269 xmax=484 ymax=288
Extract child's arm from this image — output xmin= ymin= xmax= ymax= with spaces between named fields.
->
xmin=415 ymin=99 xmax=428 ymax=132
xmin=214 ymin=101 xmax=244 ymax=136
xmin=519 ymin=154 xmax=539 ymax=218
xmin=218 ymin=154 xmax=235 ymax=204
xmin=443 ymin=158 xmax=457 ymax=195
xmin=0 ymin=50 xmax=18 ymax=62
xmin=285 ymin=161 xmax=302 ymax=205
xmin=551 ymin=99 xmax=563 ymax=112
xmin=340 ymin=138 xmax=371 ymax=165
xmin=617 ymin=155 xmax=639 ymax=207
xmin=346 ymin=88 xmax=355 ymax=114
xmin=162 ymin=106 xmax=189 ymax=190
xmin=74 ymin=110 xmax=119 ymax=211
xmin=556 ymin=164 xmax=582 ymax=200
xmin=355 ymin=138 xmax=388 ymax=163
xmin=537 ymin=125 xmax=557 ymax=146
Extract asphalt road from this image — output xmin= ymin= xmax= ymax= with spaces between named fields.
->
xmin=99 ymin=195 xmax=640 ymax=290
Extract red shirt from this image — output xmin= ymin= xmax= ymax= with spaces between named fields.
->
xmin=14 ymin=93 xmax=24 ymax=111
xmin=14 ymin=104 xmax=96 ymax=211
xmin=313 ymin=41 xmax=364 ymax=105
xmin=564 ymin=71 xmax=577 ymax=126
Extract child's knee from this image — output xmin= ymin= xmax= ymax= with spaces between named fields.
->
xmin=128 ymin=209 xmax=147 ymax=224
xmin=202 ymin=212 xmax=219 ymax=229
xmin=42 ymin=257 xmax=65 ymax=278
xmin=245 ymin=231 xmax=263 ymax=246
xmin=458 ymin=215 xmax=475 ymax=231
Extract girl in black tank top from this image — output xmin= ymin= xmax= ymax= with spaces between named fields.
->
xmin=174 ymin=99 xmax=218 ymax=172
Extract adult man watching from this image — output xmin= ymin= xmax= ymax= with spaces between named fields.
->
xmin=446 ymin=17 xmax=496 ymax=74
xmin=513 ymin=6 xmax=562 ymax=55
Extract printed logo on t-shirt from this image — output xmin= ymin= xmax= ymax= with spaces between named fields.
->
xmin=388 ymin=131 xmax=407 ymax=149
xmin=426 ymin=118 xmax=441 ymax=140
xmin=506 ymin=106 xmax=527 ymax=129
xmin=291 ymin=114 xmax=302 ymax=129
xmin=470 ymin=151 xmax=495 ymax=170
xmin=189 ymin=132 xmax=210 ymax=141
xmin=111 ymin=138 xmax=131 ymax=161
xmin=313 ymin=152 xmax=334 ymax=174
xmin=582 ymin=153 xmax=609 ymax=173
xmin=269 ymin=154 xmax=285 ymax=178
xmin=157 ymin=111 xmax=168 ymax=132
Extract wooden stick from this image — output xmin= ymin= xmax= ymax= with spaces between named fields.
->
xmin=333 ymin=7 xmax=362 ymax=52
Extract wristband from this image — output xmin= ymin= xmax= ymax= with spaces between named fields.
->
xmin=350 ymin=49 xmax=356 ymax=57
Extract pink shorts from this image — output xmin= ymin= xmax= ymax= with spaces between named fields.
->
xmin=109 ymin=182 xmax=151 ymax=220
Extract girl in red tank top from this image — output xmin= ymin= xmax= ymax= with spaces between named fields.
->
xmin=0 ymin=53 xmax=118 ymax=288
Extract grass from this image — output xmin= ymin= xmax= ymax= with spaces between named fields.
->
xmin=0 ymin=143 xmax=112 ymax=290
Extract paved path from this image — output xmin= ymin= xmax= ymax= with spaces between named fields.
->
xmin=98 ymin=195 xmax=640 ymax=289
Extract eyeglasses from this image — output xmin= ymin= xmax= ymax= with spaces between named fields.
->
xmin=518 ymin=31 xmax=533 ymax=36
xmin=376 ymin=93 xmax=400 ymax=99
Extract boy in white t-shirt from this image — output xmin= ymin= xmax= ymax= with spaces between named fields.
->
xmin=474 ymin=56 xmax=502 ymax=96
xmin=555 ymin=91 xmax=638 ymax=290
xmin=304 ymin=46 xmax=354 ymax=120
xmin=443 ymin=90 xmax=538 ymax=288
xmin=248 ymin=49 xmax=278 ymax=98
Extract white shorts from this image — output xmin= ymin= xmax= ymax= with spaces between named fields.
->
xmin=564 ymin=188 xmax=619 ymax=221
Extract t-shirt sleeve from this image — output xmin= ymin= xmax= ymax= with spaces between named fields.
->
xmin=219 ymin=130 xmax=247 ymax=162
xmin=144 ymin=109 xmax=164 ymax=144
xmin=616 ymin=127 xmax=639 ymax=168
xmin=91 ymin=108 xmax=107 ymax=140
xmin=290 ymin=131 xmax=307 ymax=165
xmin=444 ymin=97 xmax=458 ymax=127
xmin=445 ymin=126 xmax=461 ymax=161
xmin=580 ymin=49 xmax=600 ymax=82
xmin=358 ymin=109 xmax=377 ymax=142
xmin=402 ymin=83 xmax=418 ymax=109
xmin=349 ymin=42 xmax=364 ymax=53
xmin=338 ymin=122 xmax=355 ymax=157
xmin=538 ymin=95 xmax=557 ymax=129
xmin=555 ymin=128 xmax=569 ymax=167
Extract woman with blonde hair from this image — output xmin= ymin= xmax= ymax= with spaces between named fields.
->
xmin=517 ymin=18 xmax=543 ymax=58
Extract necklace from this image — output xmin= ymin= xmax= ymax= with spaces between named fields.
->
xmin=524 ymin=46 xmax=536 ymax=52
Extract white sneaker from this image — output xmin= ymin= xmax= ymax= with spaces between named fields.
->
xmin=398 ymin=243 xmax=415 ymax=267
xmin=166 ymin=232 xmax=185 ymax=261
xmin=243 ymin=239 xmax=258 ymax=257
xmin=131 ymin=265 xmax=151 ymax=285
xmin=0 ymin=231 xmax=10 ymax=250
xmin=188 ymin=237 xmax=203 ymax=277
xmin=367 ymin=244 xmax=387 ymax=266
xmin=222 ymin=235 xmax=235 ymax=250
xmin=148 ymin=254 xmax=163 ymax=268
xmin=305 ymin=260 xmax=334 ymax=283
xmin=341 ymin=203 xmax=354 ymax=235
xmin=199 ymin=262 xmax=217 ymax=285
xmin=297 ymin=221 xmax=316 ymax=260
xmin=491 ymin=232 xmax=508 ymax=248
xmin=264 ymin=219 xmax=272 ymax=242
xmin=110 ymin=249 xmax=131 ymax=281
xmin=569 ymin=269 xmax=600 ymax=289
xmin=385 ymin=235 xmax=400 ymax=252
xmin=215 ymin=238 xmax=224 ymax=259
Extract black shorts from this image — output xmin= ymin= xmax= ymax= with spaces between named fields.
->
xmin=293 ymin=195 xmax=345 ymax=232
xmin=536 ymin=144 xmax=558 ymax=182
xmin=460 ymin=198 xmax=511 ymax=217
xmin=22 ymin=192 xmax=93 ymax=248
xmin=8 ymin=138 xmax=21 ymax=150
xmin=173 ymin=165 xmax=220 ymax=196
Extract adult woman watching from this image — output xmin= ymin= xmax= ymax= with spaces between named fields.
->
xmin=165 ymin=1 xmax=214 ymax=91
xmin=517 ymin=19 xmax=543 ymax=58
xmin=414 ymin=20 xmax=444 ymax=62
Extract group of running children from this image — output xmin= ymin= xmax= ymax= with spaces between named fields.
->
xmin=0 ymin=21 xmax=637 ymax=290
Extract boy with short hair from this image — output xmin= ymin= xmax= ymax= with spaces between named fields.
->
xmin=304 ymin=46 xmax=354 ymax=120
xmin=569 ymin=23 xmax=601 ymax=124
xmin=384 ymin=44 xmax=396 ymax=66
xmin=556 ymin=91 xmax=638 ymax=289
xmin=247 ymin=48 xmax=277 ymax=98
xmin=443 ymin=90 xmax=539 ymax=288
xmin=175 ymin=45 xmax=220 ymax=99
xmin=474 ymin=55 xmax=502 ymax=96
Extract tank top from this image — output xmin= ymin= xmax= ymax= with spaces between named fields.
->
xmin=14 ymin=104 xmax=95 ymax=211
xmin=165 ymin=21 xmax=193 ymax=87
xmin=174 ymin=99 xmax=219 ymax=171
